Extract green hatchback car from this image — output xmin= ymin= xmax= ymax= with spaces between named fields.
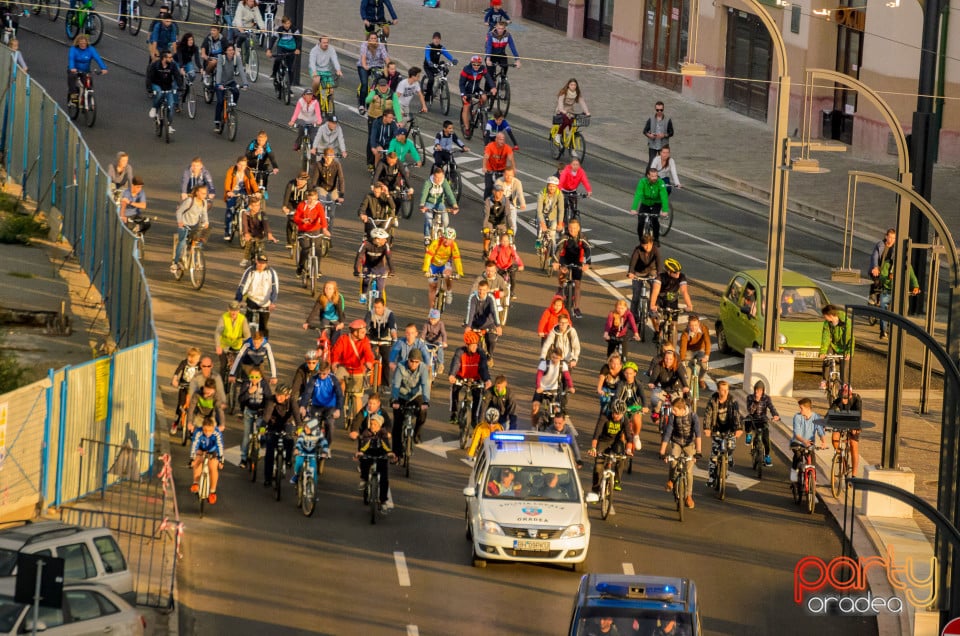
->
xmin=715 ymin=270 xmax=830 ymax=370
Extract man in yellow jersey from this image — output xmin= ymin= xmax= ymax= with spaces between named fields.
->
xmin=214 ymin=300 xmax=251 ymax=380
xmin=422 ymin=226 xmax=464 ymax=309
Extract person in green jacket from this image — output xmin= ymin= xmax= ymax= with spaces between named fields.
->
xmin=877 ymin=258 xmax=920 ymax=340
xmin=819 ymin=304 xmax=854 ymax=389
xmin=629 ymin=165 xmax=670 ymax=245
xmin=387 ymin=128 xmax=422 ymax=166
xmin=420 ymin=166 xmax=459 ymax=244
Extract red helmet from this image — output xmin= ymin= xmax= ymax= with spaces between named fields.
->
xmin=464 ymin=330 xmax=481 ymax=345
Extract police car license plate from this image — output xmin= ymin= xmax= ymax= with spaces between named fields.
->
xmin=514 ymin=539 xmax=550 ymax=551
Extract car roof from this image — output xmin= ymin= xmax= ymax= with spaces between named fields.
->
xmin=576 ymin=574 xmax=694 ymax=613
xmin=0 ymin=579 xmax=126 ymax=600
xmin=736 ymin=269 xmax=819 ymax=288
xmin=0 ymin=522 xmax=106 ymax=550
xmin=482 ymin=432 xmax=578 ymax=470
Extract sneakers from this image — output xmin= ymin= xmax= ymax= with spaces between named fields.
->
xmin=169 ymin=262 xmax=179 ymax=274
xmin=239 ymin=460 xmax=248 ymax=469
xmin=745 ymin=433 xmax=753 ymax=445
xmin=613 ymin=482 xmax=622 ymax=492
xmin=358 ymin=480 xmax=367 ymax=491
xmin=359 ymin=294 xmax=367 ymax=304
xmin=706 ymin=477 xmax=715 ymax=488
xmin=289 ymin=475 xmax=298 ymax=485
xmin=664 ymin=480 xmax=673 ymax=492
xmin=633 ymin=435 xmax=642 ymax=451
xmin=574 ymin=308 xmax=583 ymax=319
xmin=168 ymin=125 xmax=176 ymax=134
xmin=449 ymin=416 xmax=458 ymax=426
xmin=553 ymin=133 xmax=561 ymax=144
xmin=381 ymin=500 xmax=394 ymax=512
xmin=148 ymin=107 xmax=157 ymax=119
xmin=685 ymin=496 xmax=695 ymax=509
xmin=423 ymin=236 xmax=431 ymax=246
xmin=764 ymin=455 xmax=773 ymax=467
xmin=214 ymin=123 xmax=222 ymax=133
xmin=223 ymin=235 xmax=232 ymax=242
xmin=445 ymin=291 xmax=453 ymax=304
xmin=358 ymin=106 xmax=366 ymax=116
xmin=819 ymin=380 xmax=827 ymax=390
xmin=190 ymin=482 xmax=199 ymax=493
xmin=208 ymin=492 xmax=218 ymax=505
xmin=240 ymin=259 xmax=250 ymax=267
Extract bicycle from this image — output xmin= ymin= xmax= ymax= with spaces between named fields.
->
xmin=822 ymin=354 xmax=844 ymax=405
xmin=218 ymin=86 xmax=241 ymax=141
xmin=64 ymin=0 xmax=103 ymax=45
xmin=791 ymin=446 xmax=817 ymax=515
xmin=667 ymin=452 xmax=696 ymax=521
xmin=421 ymin=59 xmax=452 ymax=115
xmin=534 ymin=389 xmax=565 ymax=431
xmin=37 ymin=0 xmax=60 ymax=21
xmin=315 ymin=74 xmax=336 ymax=115
xmin=295 ymin=232 xmax=324 ymax=296
xmin=405 ymin=115 xmax=428 ymax=165
xmin=631 ymin=276 xmax=656 ymax=342
xmin=550 ymin=113 xmax=589 ymax=163
xmin=636 ymin=207 xmax=674 ymax=240
xmin=292 ymin=124 xmax=314 ymax=173
xmin=558 ymin=263 xmax=581 ymax=314
xmin=654 ymin=307 xmax=682 ymax=349
xmin=195 ymin=450 xmax=214 ymax=518
xmin=67 ymin=70 xmax=99 ymax=128
xmin=461 ymin=93 xmax=489 ymax=140
xmin=400 ymin=402 xmax=418 ymax=478
xmin=361 ymin=453 xmax=387 ymax=524
xmin=356 ymin=65 xmax=383 ymax=106
xmin=360 ymin=272 xmax=388 ymax=314
xmin=181 ymin=75 xmax=198 ymax=120
xmin=712 ymin=432 xmax=737 ymax=501
xmin=153 ymin=89 xmax=177 ymax=144
xmin=429 ymin=273 xmax=459 ymax=315
xmin=562 ymin=190 xmax=588 ymax=225
xmin=828 ymin=427 xmax=854 ymax=498
xmin=489 ymin=62 xmax=514 ymax=116
xmin=171 ymin=228 xmax=206 ymax=290
xmin=440 ymin=148 xmax=464 ymax=202
xmin=493 ymin=278 xmax=512 ymax=326
xmin=596 ymin=451 xmax=626 ymax=520
xmin=201 ymin=69 xmax=215 ymax=104
xmin=455 ymin=378 xmax=481 ymax=449
xmin=270 ymin=431 xmax=288 ymax=502
xmin=372 ymin=21 xmax=390 ymax=43
xmin=683 ymin=357 xmax=702 ymax=411
xmin=169 ymin=0 xmax=189 ymax=20
xmin=120 ymin=0 xmax=141 ymax=34
xmin=424 ymin=342 xmax=443 ymax=379
xmin=245 ymin=424 xmax=264 ymax=482
xmin=238 ymin=30 xmax=259 ymax=82
xmin=343 ymin=381 xmax=367 ymax=430
xmin=274 ymin=54 xmax=292 ymax=104
xmin=219 ymin=349 xmax=239 ymax=414
xmin=257 ymin=0 xmax=276 ymax=49
xmin=296 ymin=447 xmax=322 ymax=517
xmin=244 ymin=300 xmax=269 ymax=333
xmin=313 ymin=327 xmax=333 ymax=363
xmin=390 ymin=179 xmax=415 ymax=220
xmin=536 ymin=228 xmax=558 ymax=274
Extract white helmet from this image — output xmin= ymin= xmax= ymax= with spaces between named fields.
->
xmin=304 ymin=418 xmax=320 ymax=434
xmin=484 ymin=407 xmax=500 ymax=423
xmin=371 ymin=228 xmax=390 ymax=240
xmin=547 ymin=176 xmax=560 ymax=186
xmin=444 ymin=227 xmax=457 ymax=240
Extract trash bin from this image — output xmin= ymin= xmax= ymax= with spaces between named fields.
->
xmin=821 ymin=109 xmax=842 ymax=140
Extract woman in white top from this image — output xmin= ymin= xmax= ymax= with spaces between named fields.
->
xmin=554 ymin=78 xmax=589 ymax=143
xmin=649 ymin=145 xmax=681 ymax=194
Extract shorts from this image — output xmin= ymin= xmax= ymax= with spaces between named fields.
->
xmin=335 ymin=368 xmax=366 ymax=394
xmin=428 ymin=263 xmax=451 ymax=277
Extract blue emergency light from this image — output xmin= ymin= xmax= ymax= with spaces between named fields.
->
xmin=596 ymin=582 xmax=677 ymax=600
xmin=490 ymin=432 xmax=572 ymax=444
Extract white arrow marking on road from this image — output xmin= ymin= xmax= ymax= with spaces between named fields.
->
xmin=394 ymin=551 xmax=411 ymax=586
xmin=709 ymin=356 xmax=744 ymax=370
xmin=418 ymin=436 xmax=463 ymax=459
xmin=692 ymin=466 xmax=760 ymax=491
xmin=222 ymin=445 xmax=261 ymax=466
xmin=622 ymin=563 xmax=635 ymax=575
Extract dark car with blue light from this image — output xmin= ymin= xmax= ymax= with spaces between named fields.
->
xmin=568 ymin=574 xmax=701 ymax=636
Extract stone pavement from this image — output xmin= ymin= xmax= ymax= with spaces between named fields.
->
xmin=305 ymin=0 xmax=960 ymax=243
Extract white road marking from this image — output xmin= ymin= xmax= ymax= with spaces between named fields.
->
xmin=394 ymin=551 xmax=411 ymax=587
xmin=407 ymin=627 xmax=420 ymax=636
xmin=723 ymin=374 xmax=744 ymax=386
xmin=612 ymin=279 xmax=632 ymax=288
xmin=708 ymin=356 xmax=744 ymax=370
xmin=692 ymin=466 xmax=760 ymax=491
xmin=622 ymin=563 xmax=635 ymax=575
xmin=417 ymin=436 xmax=462 ymax=459
xmin=222 ymin=445 xmax=260 ymax=466
xmin=594 ymin=266 xmax=628 ymax=277
xmin=589 ymin=253 xmax=620 ymax=263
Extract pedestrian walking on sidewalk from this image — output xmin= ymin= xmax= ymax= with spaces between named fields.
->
xmin=644 ymin=101 xmax=674 ymax=165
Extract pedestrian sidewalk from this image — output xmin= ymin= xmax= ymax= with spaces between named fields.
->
xmin=304 ymin=0 xmax=959 ymax=245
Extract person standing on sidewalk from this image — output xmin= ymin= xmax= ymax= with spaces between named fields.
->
xmin=643 ymin=101 xmax=673 ymax=165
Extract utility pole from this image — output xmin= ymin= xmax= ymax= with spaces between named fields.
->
xmin=286 ymin=0 xmax=305 ymax=86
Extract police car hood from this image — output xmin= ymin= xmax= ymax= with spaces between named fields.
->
xmin=481 ymin=499 xmax=583 ymax=528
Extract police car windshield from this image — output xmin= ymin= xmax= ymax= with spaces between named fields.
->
xmin=575 ymin=611 xmax=692 ymax=636
xmin=484 ymin=467 xmax=579 ymax=502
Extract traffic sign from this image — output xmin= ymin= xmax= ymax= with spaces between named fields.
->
xmin=942 ymin=617 xmax=960 ymax=635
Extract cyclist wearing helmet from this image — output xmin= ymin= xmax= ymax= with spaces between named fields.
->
xmin=288 ymin=88 xmax=322 ymax=149
xmin=481 ymin=375 xmax=518 ymax=430
xmin=289 ymin=417 xmax=330 ymax=486
xmin=650 ymin=257 xmax=693 ymax=335
xmin=391 ymin=348 xmax=431 ymax=454
xmin=291 ymin=349 xmax=321 ymax=405
xmin=448 ymin=330 xmax=492 ymax=426
xmin=647 ymin=344 xmax=689 ymax=422
xmin=588 ymin=400 xmax=630 ymax=493
xmin=610 ymin=360 xmax=648 ymax=453
xmin=423 ymin=227 xmax=464 ymax=308
xmin=467 ymin=407 xmax=505 ymax=458
xmin=532 ymin=346 xmax=574 ymax=429
xmin=629 ymin=164 xmax=670 ymax=245
xmin=261 ymin=383 xmax=302 ymax=488
xmin=458 ymin=55 xmax=495 ymax=137
xmin=552 ymin=218 xmax=591 ymax=318
xmin=537 ymin=176 xmax=565 ymax=237
xmin=330 ymin=319 xmax=375 ymax=418
xmin=354 ymin=227 xmax=395 ymax=304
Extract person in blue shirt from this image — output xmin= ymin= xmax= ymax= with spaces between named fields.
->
xmin=360 ymin=0 xmax=398 ymax=35
xmin=484 ymin=20 xmax=520 ymax=82
xmin=67 ymin=34 xmax=107 ymax=101
xmin=483 ymin=109 xmax=518 ymax=147
xmin=302 ymin=360 xmax=343 ymax=446
xmin=391 ymin=348 xmax=431 ymax=450
xmin=483 ymin=0 xmax=511 ymax=30
xmin=791 ymin=397 xmax=823 ymax=475
xmin=422 ymin=32 xmax=457 ymax=103
xmin=289 ymin=418 xmax=329 ymax=485
xmin=190 ymin=417 xmax=224 ymax=504
xmin=459 ymin=56 xmax=495 ymax=137
xmin=148 ymin=11 xmax=179 ymax=60
xmin=389 ymin=323 xmax=432 ymax=375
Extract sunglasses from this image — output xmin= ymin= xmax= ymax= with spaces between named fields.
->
xmin=249 ymin=375 xmax=262 ymax=380
xmin=201 ymin=364 xmax=213 ymax=368
xmin=656 ymin=108 xmax=664 ymax=112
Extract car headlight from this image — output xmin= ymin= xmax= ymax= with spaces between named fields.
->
xmin=561 ymin=524 xmax=585 ymax=539
xmin=779 ymin=333 xmax=787 ymax=345
xmin=481 ymin=519 xmax=504 ymax=535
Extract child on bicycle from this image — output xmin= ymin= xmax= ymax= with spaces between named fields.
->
xmin=241 ymin=194 xmax=277 ymax=267
xmin=422 ymin=308 xmax=448 ymax=374
xmin=489 ymin=232 xmax=523 ymax=299
xmin=468 ymin=407 xmax=504 ymax=458
xmin=745 ymin=380 xmax=779 ymax=468
xmin=791 ymin=398 xmax=823 ymax=479
xmin=354 ymin=228 xmax=394 ymax=305
xmin=290 ymin=417 xmax=330 ymax=485
xmin=423 ymin=227 xmax=464 ymax=308
xmin=171 ymin=347 xmax=202 ymax=434
xmin=190 ymin=416 xmax=224 ymax=504
xmin=355 ymin=413 xmax=395 ymax=511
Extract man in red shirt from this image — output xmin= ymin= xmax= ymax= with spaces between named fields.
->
xmin=330 ymin=319 xmax=375 ymax=418
xmin=447 ymin=330 xmax=492 ymax=426
xmin=483 ymin=131 xmax=515 ymax=200
xmin=557 ymin=158 xmax=592 ymax=225
xmin=292 ymin=188 xmax=332 ymax=277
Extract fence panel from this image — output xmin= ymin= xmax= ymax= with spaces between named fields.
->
xmin=108 ymin=342 xmax=155 ymax=468
xmin=43 ymin=367 xmax=65 ymax=507
xmin=0 ymin=378 xmax=51 ymax=521
xmin=59 ymin=360 xmax=101 ymax=504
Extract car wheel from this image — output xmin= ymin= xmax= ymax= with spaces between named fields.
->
xmin=716 ymin=321 xmax=732 ymax=354
xmin=572 ymin=560 xmax=585 ymax=573
xmin=473 ymin=555 xmax=487 ymax=568
xmin=465 ymin=507 xmax=472 ymax=541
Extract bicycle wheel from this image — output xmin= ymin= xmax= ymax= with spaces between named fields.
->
xmin=660 ymin=207 xmax=674 ymax=237
xmin=600 ymin=474 xmax=612 ymax=520
xmin=549 ymin=128 xmax=565 ymax=160
xmin=828 ymin=379 xmax=840 ymax=405
xmin=308 ymin=256 xmax=318 ymax=297
xmin=45 ymin=0 xmax=60 ymax=21
xmin=190 ymin=248 xmax=205 ymax=289
xmin=412 ymin=130 xmax=426 ymax=164
xmin=496 ymin=79 xmax=510 ymax=116
xmin=806 ymin=472 xmax=816 ymax=514
xmin=563 ymin=281 xmax=575 ymax=313
xmin=244 ymin=42 xmax=259 ymax=82
xmin=302 ymin=475 xmax=315 ymax=516
xmin=227 ymin=108 xmax=238 ymax=141
xmin=86 ymin=12 xmax=103 ymax=45
xmin=292 ymin=236 xmax=300 ymax=264
xmin=400 ymin=195 xmax=413 ymax=219
xmin=637 ymin=298 xmax=648 ymax=342
xmin=282 ymin=74 xmax=291 ymax=105
xmin=203 ymin=80 xmax=213 ymax=104
xmin=791 ymin=472 xmax=802 ymax=504
xmin=249 ymin=435 xmax=259 ymax=482
xmin=227 ymin=380 xmax=237 ymax=415
xmin=273 ymin=448 xmax=283 ymax=501
xmin=571 ymin=132 xmax=587 ymax=163
xmin=752 ymin=442 xmax=763 ymax=479
xmin=197 ymin=472 xmax=207 ymax=518
xmin=67 ymin=94 xmax=80 ymax=120
xmin=369 ymin=472 xmax=379 ymax=524
xmin=186 ymin=85 xmax=197 ymax=119
xmin=404 ymin=431 xmax=412 ymax=478
xmin=164 ymin=109 xmax=171 ymax=143
xmin=717 ymin=458 xmax=727 ymax=501
xmin=129 ymin=3 xmax=141 ymax=34
xmin=172 ymin=0 xmax=189 ymax=21
xmin=439 ymin=81 xmax=450 ymax=115
xmin=180 ymin=413 xmax=189 ymax=446
xmin=457 ymin=405 xmax=470 ymax=450
xmin=64 ymin=10 xmax=77 ymax=39
xmin=676 ymin=477 xmax=685 ymax=522
xmin=830 ymin=452 xmax=843 ymax=498
xmin=460 ymin=116 xmax=471 ymax=140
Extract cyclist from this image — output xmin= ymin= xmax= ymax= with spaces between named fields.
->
xmin=423 ymin=308 xmax=448 ymax=374
xmin=240 ymin=194 xmax=277 ymax=267
xmin=388 ymin=323 xmax=431 ymax=375
xmin=538 ymin=294 xmax=571 ymax=341
xmin=235 ymin=253 xmax=279 ymax=337
xmin=391 ymin=348 xmax=430 ymax=451
xmin=230 ymin=329 xmax=278 ymax=384
xmin=482 ymin=185 xmax=513 ymax=257
xmin=432 ymin=120 xmax=468 ymax=172
xmin=172 ymin=184 xmax=211 ymax=274
xmin=610 ymin=360 xmax=646 ymax=452
xmin=282 ymin=171 xmax=310 ymax=246
xmin=288 ymin=89 xmax=323 ymax=151
xmin=307 ymin=36 xmax=342 ymax=95
xmin=465 ymin=280 xmax=503 ymax=364
xmin=360 ymin=0 xmax=398 ymax=36
xmin=629 ymin=165 xmax=670 ymax=245
xmin=67 ymin=34 xmax=108 ymax=103
xmin=489 ymin=234 xmax=524 ymax=300
xmin=355 ymin=413 xmax=395 ymax=512
xmin=537 ymin=175 xmax=565 ymax=245
xmin=232 ymin=0 xmax=265 ymax=51
xmin=647 ymin=343 xmax=689 ymax=425
xmin=387 ymin=128 xmax=422 ymax=168
xmin=472 ymin=260 xmax=510 ymax=302
xmin=659 ymin=396 xmax=702 ymax=509
xmin=245 ymin=131 xmax=280 ymax=191
xmin=312 ymin=115 xmax=348 ymax=159
xmin=313 ymin=148 xmax=346 ymax=216
xmin=304 ymin=279 xmax=347 ymax=338
xmin=369 ymin=110 xmax=400 ymax=172
xmin=214 ymin=300 xmax=250 ymax=381
xmin=791 ymin=397 xmax=822 ymax=480
xmin=557 ymin=158 xmax=592 ymax=224
xmin=180 ymin=157 xmax=217 ymax=202
xmin=448 ymin=330 xmax=492 ymax=426
xmin=677 ymin=313 xmax=710 ymax=391
xmin=189 ymin=417 xmax=223 ymax=504
xmin=289 ymin=418 xmax=330 ymax=485
xmin=302 ymin=360 xmax=342 ymax=446
xmin=554 ymin=79 xmax=590 ymax=145
xmin=484 ymin=0 xmax=511 ymax=29
xmin=596 ymin=353 xmax=623 ymax=421
xmin=588 ymin=400 xmax=629 ymax=492
xmin=291 ymin=350 xmax=321 ymax=407
xmin=366 ymin=297 xmax=397 ymax=388
xmin=420 ymin=166 xmax=459 ymax=245
xmin=267 ymin=15 xmax=301 ymax=84
xmin=480 ymin=375 xmax=518 ymax=430
xmin=829 ymin=384 xmax=862 ymax=476
xmin=118 ymin=176 xmax=147 ymax=225
xmin=171 ymin=347 xmax=201 ymax=434
xmin=627 ymin=232 xmax=660 ymax=312
xmin=459 ymin=55 xmax=495 ymax=138
xmin=175 ymin=33 xmax=201 ymax=86
xmin=357 ymin=180 xmax=397 ymax=239
xmin=650 ymin=145 xmax=682 ymax=193
xmin=357 ymin=33 xmax=390 ymax=115
xmin=188 ymin=378 xmax=224 ymax=440
xmin=745 ymin=380 xmax=779 ymax=468
xmin=482 ymin=132 xmax=515 ymax=201
xmin=354 ymin=228 xmax=395 ymax=305
xmin=237 ymin=367 xmax=272 ymax=469
xmin=292 ymin=188 xmax=331 ymax=278
xmin=213 ymin=43 xmax=250 ymax=135
xmin=108 ymin=152 xmax=133 ymax=196
xmin=148 ymin=11 xmax=179 ymax=65
xmin=540 ymin=313 xmax=580 ymax=368
xmin=483 ymin=110 xmax=519 ymax=147
xmin=260 ymin=384 xmax=301 ymax=488
xmin=467 ymin=407 xmax=505 ymax=458
xmin=423 ymin=228 xmax=464 ymax=308
xmin=330 ymin=319 xmax=375 ymax=419
xmin=819 ymin=304 xmax=854 ymax=390
xmin=200 ymin=25 xmax=225 ymax=79
xmin=552 ymin=218 xmax=591 ymax=319
xmin=604 ymin=300 xmax=639 ymax=360
xmin=546 ymin=411 xmax=582 ymax=466
xmin=484 ymin=20 xmax=521 ymax=83
xmin=703 ymin=380 xmax=742 ymax=488
xmin=396 ymin=67 xmax=427 ymax=126
xmin=495 ymin=167 xmax=525 ymax=219
xmin=147 ymin=51 xmax=183 ymax=133
xmin=348 ymin=392 xmax=391 ymax=441
xmin=868 ymin=228 xmax=895 ymax=310
xmin=422 ymin=32 xmax=457 ymax=103
xmin=532 ymin=346 xmax=574 ymax=428
xmin=650 ymin=257 xmax=693 ymax=335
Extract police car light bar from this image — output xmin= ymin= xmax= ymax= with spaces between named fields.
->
xmin=490 ymin=432 xmax=573 ymax=444
xmin=596 ymin=582 xmax=677 ymax=600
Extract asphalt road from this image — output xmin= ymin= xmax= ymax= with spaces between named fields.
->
xmin=18 ymin=8 xmax=878 ymax=635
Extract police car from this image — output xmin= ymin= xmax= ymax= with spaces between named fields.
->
xmin=567 ymin=574 xmax=701 ymax=635
xmin=462 ymin=431 xmax=598 ymax=571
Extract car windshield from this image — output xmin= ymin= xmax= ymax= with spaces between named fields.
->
xmin=0 ymin=549 xmax=16 ymax=576
xmin=484 ymin=466 xmax=580 ymax=502
xmin=777 ymin=286 xmax=828 ymax=321
xmin=574 ymin=610 xmax=693 ymax=636
xmin=0 ymin=596 xmax=25 ymax=632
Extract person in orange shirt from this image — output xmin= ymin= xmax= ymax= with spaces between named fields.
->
xmin=292 ymin=188 xmax=332 ymax=277
xmin=330 ymin=319 xmax=375 ymax=418
xmin=482 ymin=131 xmax=515 ymax=199
xmin=537 ymin=294 xmax=570 ymax=343
xmin=223 ymin=155 xmax=259 ymax=241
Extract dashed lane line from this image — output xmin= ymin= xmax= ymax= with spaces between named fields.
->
xmin=394 ymin=551 xmax=411 ymax=587
xmin=622 ymin=563 xmax=635 ymax=575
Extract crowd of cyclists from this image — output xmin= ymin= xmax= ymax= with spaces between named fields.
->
xmin=46 ymin=0 xmax=871 ymax=517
